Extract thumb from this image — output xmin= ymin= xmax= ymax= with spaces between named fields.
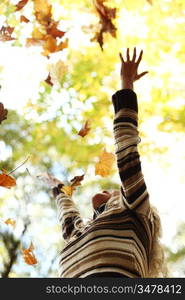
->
xmin=136 ymin=71 xmax=149 ymax=80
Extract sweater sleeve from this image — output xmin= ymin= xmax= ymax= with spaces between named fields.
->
xmin=112 ymin=89 xmax=150 ymax=216
xmin=55 ymin=191 xmax=84 ymax=242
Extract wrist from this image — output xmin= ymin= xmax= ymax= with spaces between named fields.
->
xmin=121 ymin=79 xmax=134 ymax=90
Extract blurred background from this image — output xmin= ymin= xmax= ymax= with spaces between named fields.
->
xmin=0 ymin=0 xmax=185 ymax=277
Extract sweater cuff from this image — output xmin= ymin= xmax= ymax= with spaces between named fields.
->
xmin=112 ymin=89 xmax=138 ymax=114
xmin=52 ymin=183 xmax=65 ymax=198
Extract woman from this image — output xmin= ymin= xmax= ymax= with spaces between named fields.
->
xmin=52 ymin=48 xmax=167 ymax=278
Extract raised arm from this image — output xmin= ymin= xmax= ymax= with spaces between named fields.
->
xmin=53 ymin=185 xmax=84 ymax=242
xmin=112 ymin=48 xmax=150 ymax=216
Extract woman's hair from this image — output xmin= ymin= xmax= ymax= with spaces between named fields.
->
xmin=147 ymin=206 xmax=168 ymax=277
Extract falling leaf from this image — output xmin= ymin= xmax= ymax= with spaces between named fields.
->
xmin=0 ymin=103 xmax=8 ymax=124
xmin=46 ymin=21 xmax=65 ymax=38
xmin=95 ymin=149 xmax=115 ymax=177
xmin=21 ymin=242 xmax=37 ymax=265
xmin=45 ymin=73 xmax=53 ymax=86
xmin=78 ymin=121 xmax=91 ymax=137
xmin=147 ymin=0 xmax=153 ymax=5
xmin=15 ymin=0 xmax=29 ymax=11
xmin=20 ymin=15 xmax=30 ymax=23
xmin=34 ymin=0 xmax=52 ymax=26
xmin=47 ymin=60 xmax=67 ymax=85
xmin=0 ymin=26 xmax=15 ymax=42
xmin=42 ymin=36 xmax=68 ymax=56
xmin=92 ymin=0 xmax=117 ymax=49
xmin=0 ymin=170 xmax=16 ymax=189
xmin=5 ymin=218 xmax=16 ymax=228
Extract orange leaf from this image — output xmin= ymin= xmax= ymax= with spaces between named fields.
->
xmin=20 ymin=15 xmax=30 ymax=23
xmin=0 ymin=103 xmax=8 ymax=124
xmin=15 ymin=0 xmax=29 ymax=11
xmin=0 ymin=26 xmax=15 ymax=42
xmin=0 ymin=171 xmax=16 ymax=189
xmin=95 ymin=149 xmax=115 ymax=177
xmin=5 ymin=218 xmax=16 ymax=228
xmin=78 ymin=121 xmax=91 ymax=137
xmin=21 ymin=242 xmax=37 ymax=265
xmin=47 ymin=21 xmax=65 ymax=38
xmin=42 ymin=35 xmax=57 ymax=56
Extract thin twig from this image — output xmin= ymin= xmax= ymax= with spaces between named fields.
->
xmin=8 ymin=156 xmax=30 ymax=175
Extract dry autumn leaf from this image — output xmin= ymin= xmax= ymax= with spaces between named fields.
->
xmin=92 ymin=0 xmax=117 ymax=49
xmin=15 ymin=0 xmax=29 ymax=11
xmin=95 ymin=148 xmax=115 ymax=177
xmin=147 ymin=0 xmax=153 ymax=4
xmin=20 ymin=15 xmax=30 ymax=23
xmin=0 ymin=26 xmax=15 ymax=42
xmin=21 ymin=242 xmax=37 ymax=265
xmin=45 ymin=73 xmax=53 ymax=86
xmin=47 ymin=60 xmax=68 ymax=85
xmin=46 ymin=21 xmax=65 ymax=38
xmin=61 ymin=174 xmax=85 ymax=196
xmin=78 ymin=121 xmax=91 ymax=137
xmin=0 ymin=103 xmax=8 ymax=124
xmin=34 ymin=0 xmax=52 ymax=26
xmin=0 ymin=170 xmax=16 ymax=189
xmin=5 ymin=218 xmax=16 ymax=228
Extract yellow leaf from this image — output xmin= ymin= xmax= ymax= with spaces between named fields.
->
xmin=95 ymin=149 xmax=115 ymax=177
xmin=61 ymin=185 xmax=74 ymax=196
xmin=5 ymin=218 xmax=16 ymax=228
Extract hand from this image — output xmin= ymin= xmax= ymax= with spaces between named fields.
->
xmin=119 ymin=48 xmax=148 ymax=90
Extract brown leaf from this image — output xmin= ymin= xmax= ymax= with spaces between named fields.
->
xmin=147 ymin=0 xmax=153 ymax=5
xmin=0 ymin=103 xmax=8 ymax=124
xmin=47 ymin=21 xmax=65 ymax=38
xmin=45 ymin=73 xmax=53 ymax=86
xmin=78 ymin=120 xmax=91 ymax=137
xmin=15 ymin=0 xmax=29 ymax=11
xmin=70 ymin=174 xmax=85 ymax=187
xmin=20 ymin=15 xmax=30 ymax=23
xmin=92 ymin=0 xmax=117 ymax=49
xmin=0 ymin=26 xmax=15 ymax=42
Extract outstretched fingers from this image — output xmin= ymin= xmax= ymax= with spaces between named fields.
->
xmin=119 ymin=52 xmax=124 ymax=63
xmin=126 ymin=48 xmax=130 ymax=61
xmin=132 ymin=47 xmax=136 ymax=62
xmin=136 ymin=50 xmax=143 ymax=65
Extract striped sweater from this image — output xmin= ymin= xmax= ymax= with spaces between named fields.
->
xmin=55 ymin=89 xmax=154 ymax=278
